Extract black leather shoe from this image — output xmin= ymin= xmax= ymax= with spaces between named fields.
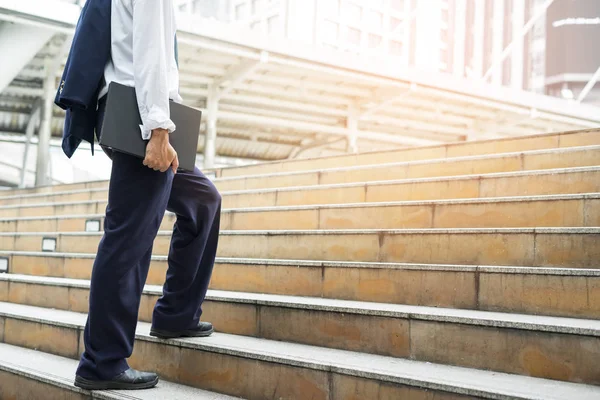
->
xmin=74 ymin=368 xmax=159 ymax=390
xmin=150 ymin=321 xmax=214 ymax=339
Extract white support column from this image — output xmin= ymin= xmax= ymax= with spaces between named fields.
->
xmin=511 ymin=0 xmax=525 ymax=89
xmin=35 ymin=58 xmax=55 ymax=187
xmin=492 ymin=0 xmax=505 ymax=86
xmin=346 ymin=103 xmax=358 ymax=154
xmin=203 ymin=85 xmax=219 ymax=169
xmin=452 ymin=0 xmax=467 ymax=77
xmin=20 ymin=103 xmax=41 ymax=188
xmin=0 ymin=22 xmax=53 ymax=94
xmin=472 ymin=0 xmax=485 ymax=78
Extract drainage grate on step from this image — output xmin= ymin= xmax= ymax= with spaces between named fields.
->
xmin=42 ymin=237 xmax=57 ymax=252
xmin=85 ymin=219 xmax=101 ymax=232
xmin=0 ymin=257 xmax=7 ymax=273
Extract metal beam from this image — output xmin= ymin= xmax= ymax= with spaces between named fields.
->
xmin=0 ymin=22 xmax=54 ymax=94
xmin=290 ymin=137 xmax=345 ymax=159
xmin=214 ymin=109 xmax=438 ymax=146
xmin=358 ymin=83 xmax=417 ymax=119
xmin=213 ymin=52 xmax=269 ymax=100
xmin=577 ymin=65 xmax=600 ymax=103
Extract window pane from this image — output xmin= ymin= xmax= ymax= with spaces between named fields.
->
xmin=389 ymin=40 xmax=403 ymax=55
xmin=346 ymin=27 xmax=362 ymax=45
xmin=368 ymin=33 xmax=382 ymax=48
xmin=390 ymin=17 xmax=402 ymax=32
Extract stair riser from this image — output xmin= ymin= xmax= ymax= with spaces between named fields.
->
xmin=0 ymin=316 xmax=478 ymax=400
xmin=5 ymin=255 xmax=600 ymax=319
xmin=2 ymin=198 xmax=600 ymax=232
xmin=0 ymin=370 xmax=88 ymax=400
xmin=217 ymin=130 xmax=600 ymax=178
xmin=1 ymin=169 xmax=599 ymax=218
xmin=1 ymin=310 xmax=599 ymax=385
xmin=3 ymin=146 xmax=600 ymax=206
xmin=2 ymin=231 xmax=598 ymax=267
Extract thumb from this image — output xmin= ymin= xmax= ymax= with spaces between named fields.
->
xmin=171 ymin=153 xmax=179 ymax=174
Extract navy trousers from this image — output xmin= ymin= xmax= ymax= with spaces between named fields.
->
xmin=76 ymin=102 xmax=221 ymax=380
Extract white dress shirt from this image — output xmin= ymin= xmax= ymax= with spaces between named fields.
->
xmin=99 ymin=0 xmax=183 ymax=140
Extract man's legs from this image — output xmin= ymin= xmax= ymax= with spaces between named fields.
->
xmin=152 ymin=167 xmax=221 ymax=333
xmin=76 ymin=151 xmax=174 ymax=381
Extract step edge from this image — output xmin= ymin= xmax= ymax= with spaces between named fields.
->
xmin=2 ymin=275 xmax=600 ymax=336
xmin=3 ymin=193 xmax=600 ymax=219
xmin=4 ymin=144 xmax=599 ymax=202
xmin=1 ymin=251 xmax=599 ymax=275
xmin=1 ymin=303 xmax=599 ymax=400
xmin=2 ymin=166 xmax=599 ymax=210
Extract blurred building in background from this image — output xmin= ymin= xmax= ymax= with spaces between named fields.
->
xmin=544 ymin=0 xmax=600 ymax=105
xmin=180 ymin=0 xmax=599 ymax=104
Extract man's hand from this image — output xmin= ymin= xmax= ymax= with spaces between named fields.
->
xmin=143 ymin=129 xmax=179 ymax=173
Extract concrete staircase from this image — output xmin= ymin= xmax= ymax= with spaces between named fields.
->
xmin=1 ymin=128 xmax=600 ymax=399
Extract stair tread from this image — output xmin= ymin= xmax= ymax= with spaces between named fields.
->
xmin=1 ymin=145 xmax=597 ymax=200
xmin=2 ymin=274 xmax=600 ymax=335
xmin=0 ymin=342 xmax=241 ymax=400
xmin=1 ymin=165 xmax=598 ymax=211
xmin=1 ymin=227 xmax=599 ymax=236
xmin=2 ymin=192 xmax=600 ymax=219
xmin=213 ymin=144 xmax=600 ymax=181
xmin=2 ymin=250 xmax=600 ymax=275
xmin=0 ymin=302 xmax=599 ymax=400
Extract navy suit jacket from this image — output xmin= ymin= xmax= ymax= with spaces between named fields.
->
xmin=54 ymin=0 xmax=111 ymax=158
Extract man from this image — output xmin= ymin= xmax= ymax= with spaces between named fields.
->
xmin=71 ymin=0 xmax=222 ymax=390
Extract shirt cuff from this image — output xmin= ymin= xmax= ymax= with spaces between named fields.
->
xmin=139 ymin=104 xmax=177 ymax=140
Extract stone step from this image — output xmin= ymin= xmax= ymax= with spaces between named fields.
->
xmin=4 ymin=272 xmax=600 ymax=384
xmin=1 ymin=228 xmax=598 ymax=268
xmin=3 ymin=251 xmax=600 ymax=319
xmin=216 ymin=129 xmax=600 ymax=178
xmin=215 ymin=145 xmax=600 ymax=192
xmin=1 ymin=303 xmax=600 ymax=398
xmin=2 ymin=129 xmax=597 ymax=198
xmin=1 ymin=167 xmax=599 ymax=218
xmin=1 ymin=194 xmax=599 ymax=232
xmin=3 ymin=145 xmax=600 ymax=206
xmin=0 ymin=342 xmax=240 ymax=399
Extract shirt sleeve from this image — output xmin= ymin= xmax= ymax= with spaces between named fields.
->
xmin=132 ymin=0 xmax=176 ymax=140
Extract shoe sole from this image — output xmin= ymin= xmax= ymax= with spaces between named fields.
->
xmin=74 ymin=375 xmax=159 ymax=390
xmin=149 ymin=327 xmax=214 ymax=339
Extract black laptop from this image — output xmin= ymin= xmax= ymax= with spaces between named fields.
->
xmin=99 ymin=82 xmax=202 ymax=171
